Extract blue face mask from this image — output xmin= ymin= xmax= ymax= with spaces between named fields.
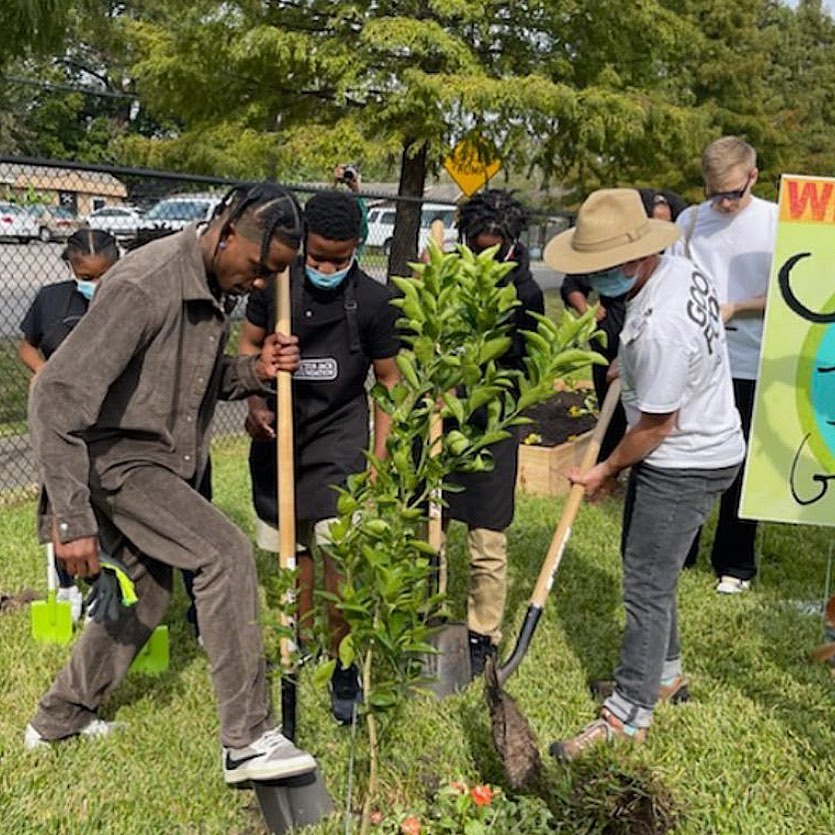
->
xmin=75 ymin=279 xmax=97 ymax=301
xmin=588 ymin=267 xmax=636 ymax=298
xmin=305 ymin=262 xmax=352 ymax=290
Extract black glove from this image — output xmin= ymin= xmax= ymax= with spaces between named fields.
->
xmin=85 ymin=556 xmax=138 ymax=625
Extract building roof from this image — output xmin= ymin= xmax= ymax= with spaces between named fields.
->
xmin=0 ymin=163 xmax=127 ymax=198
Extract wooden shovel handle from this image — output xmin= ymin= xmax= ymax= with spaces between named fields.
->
xmin=275 ymin=267 xmax=296 ymax=669
xmin=529 ymin=379 xmax=622 ymax=609
xmin=427 ymin=219 xmax=446 ymax=555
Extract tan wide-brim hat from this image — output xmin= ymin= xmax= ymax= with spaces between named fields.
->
xmin=544 ymin=188 xmax=680 ymax=274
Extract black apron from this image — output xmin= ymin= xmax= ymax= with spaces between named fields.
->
xmin=444 ymin=247 xmax=543 ymax=531
xmin=40 ymin=288 xmax=89 ymax=359
xmin=249 ymin=266 xmax=371 ymax=524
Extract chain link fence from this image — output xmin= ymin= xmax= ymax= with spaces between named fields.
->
xmin=0 ymin=155 xmax=570 ymax=501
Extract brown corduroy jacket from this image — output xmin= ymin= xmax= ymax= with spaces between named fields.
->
xmin=29 ymin=226 xmax=269 ymax=543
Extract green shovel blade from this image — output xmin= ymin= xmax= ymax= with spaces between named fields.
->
xmin=129 ymin=624 xmax=169 ymax=675
xmin=30 ymin=591 xmax=74 ymax=645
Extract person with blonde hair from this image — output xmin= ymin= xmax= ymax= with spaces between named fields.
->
xmin=670 ymin=136 xmax=778 ymax=591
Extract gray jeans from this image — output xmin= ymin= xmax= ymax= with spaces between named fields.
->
xmin=605 ymin=461 xmax=739 ymax=729
xmin=31 ymin=466 xmax=273 ymax=748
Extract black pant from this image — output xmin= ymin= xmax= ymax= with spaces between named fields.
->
xmin=710 ymin=378 xmax=758 ymax=580
xmin=685 ymin=378 xmax=757 ymax=578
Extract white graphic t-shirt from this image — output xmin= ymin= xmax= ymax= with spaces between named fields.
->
xmin=619 ymin=255 xmax=745 ymax=469
xmin=670 ymin=196 xmax=778 ymax=380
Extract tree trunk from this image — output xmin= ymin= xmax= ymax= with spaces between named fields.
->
xmin=388 ymin=138 xmax=428 ymax=278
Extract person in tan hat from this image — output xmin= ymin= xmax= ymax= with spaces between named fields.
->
xmin=543 ymin=188 xmax=745 ymax=759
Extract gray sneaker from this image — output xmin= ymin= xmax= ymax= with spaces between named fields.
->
xmin=223 ymin=728 xmax=316 ymax=785
xmin=24 ymin=718 xmax=123 ymax=750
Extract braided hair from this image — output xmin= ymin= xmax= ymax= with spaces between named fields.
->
xmin=213 ymin=182 xmax=304 ymax=264
xmin=456 ymin=189 xmax=528 ymax=245
xmin=61 ymin=228 xmax=119 ymax=264
xmin=304 ymin=190 xmax=362 ymax=242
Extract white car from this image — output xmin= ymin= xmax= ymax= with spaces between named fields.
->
xmin=137 ymin=194 xmax=223 ymax=234
xmin=0 ymin=202 xmax=38 ymax=243
xmin=366 ymin=202 xmax=457 ymax=254
xmin=86 ymin=205 xmax=144 ymax=240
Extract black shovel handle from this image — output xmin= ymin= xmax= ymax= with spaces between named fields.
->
xmin=497 ymin=379 xmax=621 ymax=687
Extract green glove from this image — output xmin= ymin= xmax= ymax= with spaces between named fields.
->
xmin=85 ymin=556 xmax=138 ymax=624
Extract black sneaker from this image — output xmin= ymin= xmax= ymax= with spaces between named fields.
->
xmin=468 ymin=631 xmax=496 ymax=679
xmin=330 ymin=663 xmax=362 ymax=725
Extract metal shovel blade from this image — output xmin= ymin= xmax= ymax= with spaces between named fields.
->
xmin=253 ymin=767 xmax=335 ymax=833
xmin=129 ymin=625 xmax=169 ymax=675
xmin=30 ymin=591 xmax=74 ymax=645
xmin=421 ymin=621 xmax=472 ymax=699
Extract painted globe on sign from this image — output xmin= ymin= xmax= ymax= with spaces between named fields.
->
xmin=797 ymin=314 xmax=835 ymax=473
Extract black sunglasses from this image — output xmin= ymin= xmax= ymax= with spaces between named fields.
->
xmin=706 ymin=172 xmax=752 ymax=204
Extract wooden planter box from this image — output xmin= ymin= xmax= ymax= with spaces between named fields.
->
xmin=516 ymin=430 xmax=594 ymax=497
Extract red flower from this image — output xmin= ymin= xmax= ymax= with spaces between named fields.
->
xmin=469 ymin=785 xmax=494 ymax=807
xmin=400 ymin=815 xmax=421 ymax=835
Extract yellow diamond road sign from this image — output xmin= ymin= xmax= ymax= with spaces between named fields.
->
xmin=443 ymin=139 xmax=502 ymax=197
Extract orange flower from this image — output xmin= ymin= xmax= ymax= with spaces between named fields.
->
xmin=469 ymin=784 xmax=494 ymax=807
xmin=400 ymin=815 xmax=421 ymax=835
xmin=370 ymin=809 xmax=383 ymax=826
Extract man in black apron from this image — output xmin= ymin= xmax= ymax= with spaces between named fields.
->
xmin=444 ymin=190 xmax=545 ymax=678
xmin=240 ymin=190 xmax=400 ymax=724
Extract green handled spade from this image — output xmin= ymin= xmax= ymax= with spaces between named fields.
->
xmin=31 ymin=543 xmax=74 ymax=645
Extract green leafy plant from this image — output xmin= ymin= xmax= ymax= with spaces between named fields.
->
xmin=312 ymin=243 xmax=603 ymax=833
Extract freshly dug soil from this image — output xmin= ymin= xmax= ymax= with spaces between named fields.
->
xmin=522 ymin=390 xmax=597 ymax=447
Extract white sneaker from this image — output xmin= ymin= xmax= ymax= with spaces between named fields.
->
xmin=223 ymin=728 xmax=316 ymax=784
xmin=56 ymin=585 xmax=83 ymax=623
xmin=716 ymin=575 xmax=751 ymax=594
xmin=24 ymin=718 xmax=123 ymax=750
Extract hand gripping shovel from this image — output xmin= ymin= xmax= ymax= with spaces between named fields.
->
xmin=31 ymin=543 xmax=73 ymax=645
xmin=252 ymin=265 xmax=334 ymax=834
xmin=484 ymin=380 xmax=622 ymax=789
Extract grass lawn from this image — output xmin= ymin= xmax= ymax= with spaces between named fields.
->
xmin=2 ymin=442 xmax=835 ymax=833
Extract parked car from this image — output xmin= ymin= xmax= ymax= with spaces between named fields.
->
xmin=365 ymin=202 xmax=457 ymax=254
xmin=0 ymin=201 xmax=39 ymax=243
xmin=86 ymin=205 xmax=144 ymax=240
xmin=25 ymin=204 xmax=85 ymax=242
xmin=137 ymin=194 xmax=223 ymax=234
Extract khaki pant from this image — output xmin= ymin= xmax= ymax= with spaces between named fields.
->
xmin=31 ymin=466 xmax=272 ymax=749
xmin=255 ymin=517 xmax=335 ymax=553
xmin=466 ymin=527 xmax=507 ymax=644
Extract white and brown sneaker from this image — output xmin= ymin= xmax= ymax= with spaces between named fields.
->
xmin=549 ymin=708 xmax=647 ymax=762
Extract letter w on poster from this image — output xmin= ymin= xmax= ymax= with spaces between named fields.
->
xmin=741 ymin=174 xmax=835 ymax=526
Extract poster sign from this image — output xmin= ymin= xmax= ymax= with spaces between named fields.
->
xmin=443 ymin=138 xmax=502 ymax=197
xmin=741 ymin=174 xmax=835 ymax=526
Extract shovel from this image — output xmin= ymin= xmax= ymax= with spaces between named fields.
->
xmin=485 ymin=379 xmax=622 ymax=789
xmin=31 ymin=543 xmax=74 ymax=645
xmin=419 ymin=219 xmax=473 ymax=698
xmin=252 ymin=265 xmax=334 ymax=834
xmin=129 ymin=625 xmax=170 ymax=675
